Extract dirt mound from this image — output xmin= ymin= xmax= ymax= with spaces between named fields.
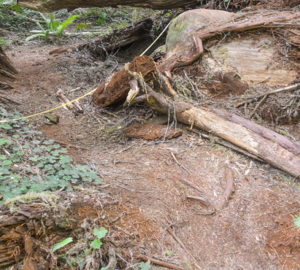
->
xmin=266 ymin=210 xmax=300 ymax=269
xmin=0 ymin=191 xmax=159 ymax=269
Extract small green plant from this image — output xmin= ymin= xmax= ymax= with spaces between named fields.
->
xmin=26 ymin=12 xmax=79 ymax=40
xmin=0 ymin=107 xmax=103 ymax=204
xmin=96 ymin=11 xmax=107 ymax=25
xmin=139 ymin=261 xmax=151 ymax=270
xmin=165 ymin=250 xmax=173 ymax=256
xmin=90 ymin=227 xmax=108 ymax=249
xmin=53 ymin=237 xmax=74 ymax=252
xmin=294 ymin=215 xmax=300 ymax=228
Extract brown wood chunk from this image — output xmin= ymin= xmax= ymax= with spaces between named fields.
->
xmin=92 ymin=56 xmax=156 ymax=107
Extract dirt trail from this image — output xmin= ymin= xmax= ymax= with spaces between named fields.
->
xmin=7 ymin=42 xmax=300 ymax=269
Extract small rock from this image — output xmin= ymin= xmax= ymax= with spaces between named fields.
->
xmin=44 ymin=113 xmax=59 ymax=124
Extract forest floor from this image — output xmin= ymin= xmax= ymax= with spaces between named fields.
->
xmin=1 ymin=3 xmax=300 ymax=270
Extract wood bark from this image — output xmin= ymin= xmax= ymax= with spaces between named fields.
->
xmin=0 ymin=48 xmax=17 ymax=91
xmin=19 ymin=0 xmax=197 ymax=12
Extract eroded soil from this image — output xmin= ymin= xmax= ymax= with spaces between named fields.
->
xmin=5 ymin=34 xmax=300 ymax=270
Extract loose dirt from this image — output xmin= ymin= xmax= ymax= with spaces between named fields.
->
xmin=5 ymin=29 xmax=300 ymax=270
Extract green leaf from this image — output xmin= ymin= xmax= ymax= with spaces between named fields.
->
xmin=96 ymin=12 xmax=107 ymax=25
xmin=91 ymin=239 xmax=102 ymax=249
xmin=25 ymin=33 xmax=48 ymax=41
xmin=165 ymin=250 xmax=173 ymax=256
xmin=1 ymin=124 xmax=12 ymax=129
xmin=294 ymin=215 xmax=300 ymax=228
xmin=52 ymin=237 xmax=73 ymax=252
xmin=93 ymin=227 xmax=108 ymax=239
xmin=56 ymin=15 xmax=79 ymax=37
xmin=2 ymin=160 xmax=12 ymax=166
xmin=76 ymin=23 xmax=88 ymax=31
xmin=139 ymin=261 xmax=151 ymax=270
xmin=0 ymin=138 xmax=9 ymax=145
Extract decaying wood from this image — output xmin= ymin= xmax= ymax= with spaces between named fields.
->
xmin=19 ymin=0 xmax=197 ymax=12
xmin=213 ymin=109 xmax=300 ymax=155
xmin=78 ymin=18 xmax=153 ymax=58
xmin=96 ymin=55 xmax=300 ymax=178
xmin=143 ymin=89 xmax=300 ymax=177
xmin=56 ymin=89 xmax=83 ymax=114
xmin=92 ymin=56 xmax=156 ymax=107
xmin=137 ymin=254 xmax=184 ymax=270
xmin=91 ymin=9 xmax=300 ymax=178
xmin=160 ymin=10 xmax=300 ymax=73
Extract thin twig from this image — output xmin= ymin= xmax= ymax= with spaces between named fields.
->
xmin=179 ymin=178 xmax=205 ymax=196
xmin=236 ymin=83 xmax=300 ymax=107
xmin=167 ymin=229 xmax=201 ymax=270
xmin=170 ymin=152 xmax=191 ymax=175
xmin=137 ymin=254 xmax=184 ymax=270
xmin=249 ymin=94 xmax=268 ymax=118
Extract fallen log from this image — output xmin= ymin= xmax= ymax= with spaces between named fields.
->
xmin=19 ymin=0 xmax=197 ymax=12
xmin=140 ymin=88 xmax=300 ymax=178
xmin=77 ymin=18 xmax=153 ymax=58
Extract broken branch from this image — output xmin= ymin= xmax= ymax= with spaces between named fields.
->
xmin=137 ymin=254 xmax=184 ymax=270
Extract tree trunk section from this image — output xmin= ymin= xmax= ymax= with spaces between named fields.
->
xmin=19 ymin=0 xmax=198 ymax=12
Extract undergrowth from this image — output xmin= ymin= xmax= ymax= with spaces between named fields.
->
xmin=0 ymin=107 xmax=102 ymax=203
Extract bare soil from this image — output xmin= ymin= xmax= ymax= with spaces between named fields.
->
xmin=5 ymin=31 xmax=300 ymax=270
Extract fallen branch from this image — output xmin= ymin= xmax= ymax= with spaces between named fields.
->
xmin=235 ymin=83 xmax=300 ymax=107
xmin=167 ymin=228 xmax=201 ymax=270
xmin=56 ymin=89 xmax=83 ymax=114
xmin=137 ymin=254 xmax=184 ymax=270
xmin=77 ymin=18 xmax=153 ymax=58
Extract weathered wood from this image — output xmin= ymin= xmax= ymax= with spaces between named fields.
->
xmin=143 ymin=89 xmax=300 ymax=178
xmin=213 ymin=109 xmax=300 ymax=155
xmin=78 ymin=18 xmax=153 ymax=58
xmin=19 ymin=0 xmax=197 ymax=12
xmin=160 ymin=10 xmax=300 ymax=73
